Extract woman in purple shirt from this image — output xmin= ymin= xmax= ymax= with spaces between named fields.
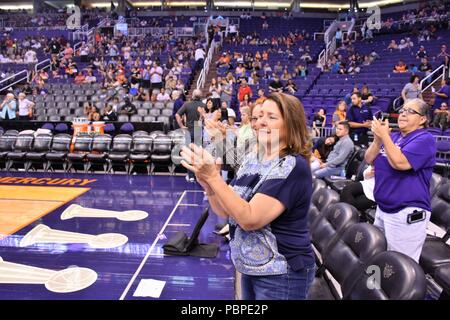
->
xmin=180 ymin=93 xmax=315 ymax=300
xmin=365 ymin=98 xmax=436 ymax=262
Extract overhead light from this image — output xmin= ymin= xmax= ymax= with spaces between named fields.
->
xmin=130 ymin=1 xmax=162 ymax=5
xmin=90 ymin=2 xmax=119 ymax=8
xmin=165 ymin=1 xmax=207 ymax=6
xmin=0 ymin=4 xmax=33 ymax=10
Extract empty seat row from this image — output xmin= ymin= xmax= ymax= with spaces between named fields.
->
xmin=0 ymin=131 xmax=187 ymax=175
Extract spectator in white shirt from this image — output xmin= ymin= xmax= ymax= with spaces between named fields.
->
xmin=24 ymin=49 xmax=37 ymax=64
xmin=17 ymin=92 xmax=35 ymax=120
xmin=194 ymin=46 xmax=206 ymax=72
xmin=84 ymin=70 xmax=97 ymax=84
xmin=156 ymin=88 xmax=171 ymax=103
xmin=150 ymin=61 xmax=163 ymax=90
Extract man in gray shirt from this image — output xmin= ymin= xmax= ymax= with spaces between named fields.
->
xmin=175 ymin=89 xmax=205 ymax=182
xmin=313 ymin=121 xmax=355 ymax=179
xmin=220 ymin=78 xmax=232 ymax=107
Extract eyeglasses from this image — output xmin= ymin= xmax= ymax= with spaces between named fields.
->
xmin=398 ymin=108 xmax=424 ymax=116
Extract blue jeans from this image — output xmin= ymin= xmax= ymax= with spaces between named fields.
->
xmin=313 ymin=166 xmax=342 ymax=179
xmin=240 ymin=264 xmax=316 ymax=300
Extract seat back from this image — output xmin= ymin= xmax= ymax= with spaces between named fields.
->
xmin=430 ymin=173 xmax=444 ymax=197
xmin=13 ymin=135 xmax=34 ymax=152
xmin=50 ymin=134 xmax=71 ymax=152
xmin=312 ymin=178 xmax=327 ymax=195
xmin=323 ymin=223 xmax=387 ymax=285
xmin=430 ymin=182 xmax=450 ymax=234
xmin=132 ymin=136 xmax=152 ymax=153
xmin=32 ymin=134 xmax=53 ymax=152
xmin=0 ymin=135 xmax=17 ymax=152
xmin=311 ymin=202 xmax=359 ymax=254
xmin=343 ymin=251 xmax=427 ymax=300
xmin=111 ymin=134 xmax=132 ymax=152
xmin=152 ymin=137 xmax=172 ymax=155
xmin=311 ymin=187 xmax=340 ymax=212
xmin=91 ymin=134 xmax=112 ymax=153
xmin=72 ymin=135 xmax=93 ymax=152
xmin=345 ymin=148 xmax=365 ymax=179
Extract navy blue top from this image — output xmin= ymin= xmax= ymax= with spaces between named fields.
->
xmin=347 ymin=104 xmax=373 ymax=135
xmin=230 ymin=154 xmax=315 ymax=271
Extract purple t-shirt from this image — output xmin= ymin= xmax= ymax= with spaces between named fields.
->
xmin=374 ymin=129 xmax=436 ymax=213
xmin=433 ymin=84 xmax=450 ymax=110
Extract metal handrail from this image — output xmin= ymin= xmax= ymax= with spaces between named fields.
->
xmin=420 ymin=64 xmax=447 ymax=92
xmin=0 ymin=70 xmax=29 ymax=92
xmin=34 ymin=59 xmax=50 ymax=74
xmin=197 ymin=40 xmax=217 ymax=90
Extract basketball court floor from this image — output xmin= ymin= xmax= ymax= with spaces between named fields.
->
xmin=0 ymin=172 xmax=234 ymax=300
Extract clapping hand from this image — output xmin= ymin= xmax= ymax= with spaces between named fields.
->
xmin=180 ymin=144 xmax=221 ymax=183
xmin=371 ymin=118 xmax=390 ymax=141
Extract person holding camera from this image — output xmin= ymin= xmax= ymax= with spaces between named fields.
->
xmin=365 ymin=98 xmax=436 ymax=262
xmin=0 ymin=93 xmax=17 ymax=120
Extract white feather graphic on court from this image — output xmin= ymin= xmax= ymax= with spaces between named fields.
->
xmin=61 ymin=204 xmax=148 ymax=221
xmin=20 ymin=224 xmax=128 ymax=249
xmin=0 ymin=257 xmax=97 ymax=293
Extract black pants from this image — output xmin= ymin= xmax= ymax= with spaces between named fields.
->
xmin=340 ymin=181 xmax=376 ymax=212
xmin=351 ymin=132 xmax=369 ymax=148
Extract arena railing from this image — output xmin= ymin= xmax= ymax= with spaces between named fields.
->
xmin=420 ymin=64 xmax=447 ymax=93
xmin=196 ymin=39 xmax=217 ymax=90
xmin=0 ymin=70 xmax=30 ymax=93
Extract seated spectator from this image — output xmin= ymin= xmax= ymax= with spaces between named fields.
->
xmin=310 ymin=135 xmax=338 ymax=171
xmin=312 ymin=121 xmax=355 ymax=178
xmin=393 ymin=60 xmax=408 ymax=73
xmin=220 ymin=100 xmax=236 ymax=126
xmin=88 ymin=106 xmax=101 ymax=121
xmin=273 ymin=61 xmax=283 ymax=74
xmin=301 ymin=52 xmax=312 ymax=63
xmin=398 ymin=39 xmax=408 ymax=50
xmin=84 ymin=70 xmax=97 ymax=84
xmin=216 ymin=52 xmax=230 ymax=68
xmin=235 ymin=63 xmax=246 ymax=77
xmin=332 ymin=100 xmax=347 ymax=128
xmin=156 ymin=88 xmax=171 ymax=103
xmin=419 ymin=57 xmax=433 ymax=80
xmin=269 ymin=75 xmax=283 ymax=93
xmin=340 ymin=165 xmax=376 ymax=212
xmin=416 ymin=45 xmax=428 ymax=59
xmin=284 ymin=79 xmax=297 ymax=94
xmin=119 ymin=97 xmax=137 ymax=116
xmin=101 ymin=104 xmax=117 ymax=122
xmin=361 ymin=85 xmax=374 ymax=106
xmin=387 ymin=39 xmax=398 ymax=51
xmin=263 ymin=63 xmax=272 ymax=77
xmin=74 ymin=71 xmax=86 ymax=85
xmin=136 ymin=87 xmax=149 ymax=101
xmin=432 ymin=102 xmax=450 ymax=130
xmin=312 ymin=108 xmax=326 ymax=136
xmin=281 ymin=69 xmax=292 ymax=81
xmin=255 ymin=89 xmax=267 ymax=105
xmin=239 ymin=94 xmax=252 ymax=109
xmin=262 ymin=50 xmax=269 ymax=61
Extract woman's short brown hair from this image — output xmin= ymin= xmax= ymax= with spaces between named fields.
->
xmin=265 ymin=93 xmax=312 ymax=159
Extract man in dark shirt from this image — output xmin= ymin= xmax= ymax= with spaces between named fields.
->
xmin=416 ymin=46 xmax=428 ymax=59
xmin=269 ymin=75 xmax=283 ymax=93
xmin=347 ymin=92 xmax=373 ymax=147
xmin=119 ymin=97 xmax=137 ymax=116
xmin=172 ymin=91 xmax=185 ymax=129
xmin=176 ymin=89 xmax=205 ymax=182
xmin=102 ymin=104 xmax=118 ymax=121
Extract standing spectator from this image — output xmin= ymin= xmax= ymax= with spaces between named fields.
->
xmin=238 ymin=79 xmax=253 ymax=103
xmin=347 ymin=92 xmax=373 ymax=146
xmin=176 ymin=89 xmax=205 ymax=182
xmin=402 ymin=75 xmax=423 ymax=102
xmin=432 ymin=78 xmax=450 ymax=110
xmin=209 ymin=78 xmax=222 ymax=108
xmin=335 ymin=28 xmax=343 ymax=48
xmin=180 ymin=93 xmax=316 ymax=300
xmin=332 ymin=100 xmax=347 ymax=128
xmin=312 ymin=108 xmax=326 ymax=136
xmin=17 ymin=92 xmax=34 ymax=120
xmin=0 ymin=93 xmax=17 ymax=120
xmin=366 ymin=99 xmax=436 ymax=262
xmin=63 ymin=43 xmax=74 ymax=60
xmin=150 ymin=61 xmax=163 ymax=91
xmin=194 ymin=46 xmax=206 ymax=72
xmin=220 ymin=78 xmax=233 ymax=108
